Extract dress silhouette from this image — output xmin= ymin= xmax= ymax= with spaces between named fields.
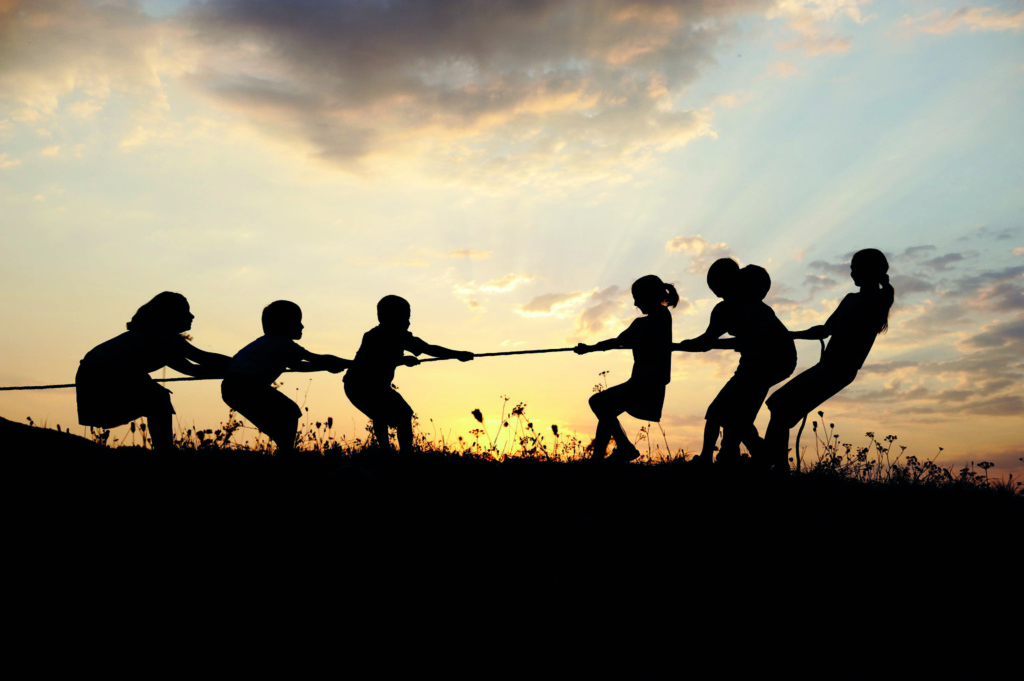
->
xmin=76 ymin=292 xmax=230 ymax=451
xmin=575 ymin=275 xmax=677 ymax=462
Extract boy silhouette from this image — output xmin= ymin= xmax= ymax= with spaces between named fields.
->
xmin=222 ymin=301 xmax=350 ymax=455
xmin=344 ymin=295 xmax=473 ymax=454
xmin=676 ymin=260 xmax=796 ymax=466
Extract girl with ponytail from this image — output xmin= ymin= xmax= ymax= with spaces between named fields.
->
xmin=574 ymin=275 xmax=678 ymax=462
xmin=761 ymin=248 xmax=894 ymax=472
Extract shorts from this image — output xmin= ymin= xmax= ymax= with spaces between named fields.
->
xmin=344 ymin=379 xmax=414 ymax=425
xmin=705 ymin=363 xmax=794 ymax=427
xmin=76 ymin=364 xmax=174 ymax=428
xmin=222 ymin=379 xmax=302 ymax=435
xmin=765 ymin=363 xmax=857 ymax=428
xmin=589 ymin=379 xmax=666 ymax=422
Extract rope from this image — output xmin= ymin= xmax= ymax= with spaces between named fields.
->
xmin=419 ymin=347 xmax=579 ymax=363
xmin=0 ymin=376 xmax=218 ymax=391
xmin=1 ymin=347 xmax=592 ymax=390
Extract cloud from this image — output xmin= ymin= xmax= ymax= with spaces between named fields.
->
xmin=666 ymin=234 xmax=733 ymax=274
xmin=1014 ymin=248 xmax=1024 ymax=256
xmin=922 ymin=252 xmax=967 ymax=272
xmin=518 ymin=290 xmax=595 ymax=318
xmin=769 ymin=0 xmax=870 ymax=56
xmin=803 ymin=273 xmax=838 ymax=296
xmin=40 ymin=145 xmax=60 ymax=156
xmin=0 ymin=152 xmax=19 ymax=168
xmin=447 ymin=249 xmax=492 ymax=260
xmin=574 ymin=286 xmax=629 ymax=335
xmin=454 ymin=273 xmax=535 ymax=296
xmin=479 ymin=273 xmax=535 ymax=293
xmin=160 ymin=0 xmax=784 ymax=186
xmin=0 ymin=1 xmax=167 ymax=125
xmin=900 ymin=6 xmax=1024 ymax=35
xmin=900 ymin=245 xmax=937 ymax=259
xmin=808 ymin=258 xmax=850 ymax=279
xmin=889 ymin=275 xmax=934 ymax=296
xmin=767 ymin=61 xmax=799 ymax=78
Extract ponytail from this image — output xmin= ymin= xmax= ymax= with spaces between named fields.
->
xmin=632 ymin=274 xmax=678 ymax=308
xmin=878 ymin=273 xmax=894 ymax=335
xmin=663 ymin=283 xmax=679 ymax=308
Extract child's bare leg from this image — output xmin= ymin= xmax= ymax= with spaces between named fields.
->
xmin=592 ymin=420 xmax=612 ymax=459
xmin=148 ymin=411 xmax=174 ymax=451
xmin=269 ymin=416 xmax=299 ymax=456
xmin=396 ymin=420 xmax=414 ymax=454
xmin=696 ymin=421 xmax=719 ymax=463
xmin=764 ymin=418 xmax=790 ymax=472
xmin=606 ymin=417 xmax=636 ymax=455
xmin=372 ymin=420 xmax=391 ymax=451
xmin=718 ymin=427 xmax=741 ymax=463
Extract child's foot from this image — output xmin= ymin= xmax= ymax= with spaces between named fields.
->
xmin=606 ymin=443 xmax=641 ymax=463
xmin=689 ymin=453 xmax=713 ymax=467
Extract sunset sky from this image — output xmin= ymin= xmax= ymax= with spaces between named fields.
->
xmin=2 ymin=0 xmax=1022 ymax=476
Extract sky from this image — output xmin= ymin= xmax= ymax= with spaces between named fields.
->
xmin=1 ymin=0 xmax=1022 ymax=477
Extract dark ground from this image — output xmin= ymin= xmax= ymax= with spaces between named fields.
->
xmin=5 ymin=414 xmax=1020 ymax=654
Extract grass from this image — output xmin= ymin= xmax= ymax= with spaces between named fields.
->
xmin=5 ymin=403 xmax=1020 ymax=612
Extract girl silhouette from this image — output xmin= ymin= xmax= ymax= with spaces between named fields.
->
xmin=762 ymin=249 xmax=895 ymax=472
xmin=575 ymin=275 xmax=677 ymax=462
xmin=76 ymin=292 xmax=230 ymax=451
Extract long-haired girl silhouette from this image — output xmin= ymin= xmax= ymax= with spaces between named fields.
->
xmin=762 ymin=249 xmax=895 ymax=472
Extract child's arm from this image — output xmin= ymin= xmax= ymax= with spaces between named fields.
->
xmin=791 ymin=326 xmax=828 ymax=340
xmin=673 ymin=305 xmax=729 ymax=353
xmin=288 ymin=350 xmax=352 ymax=374
xmin=574 ymin=338 xmax=625 ymax=354
xmin=167 ymin=340 xmax=232 ymax=378
xmin=418 ymin=343 xmax=474 ymax=363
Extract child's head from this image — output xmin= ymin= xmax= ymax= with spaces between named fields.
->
xmin=631 ymin=275 xmax=679 ymax=311
xmin=850 ymin=248 xmax=889 ymax=286
xmin=127 ymin=292 xmax=192 ymax=334
xmin=262 ymin=300 xmax=303 ymax=339
xmin=377 ymin=295 xmax=411 ymax=329
xmin=707 ymin=258 xmax=740 ymax=299
xmin=850 ymin=249 xmax=893 ymax=333
xmin=740 ymin=265 xmax=771 ymax=301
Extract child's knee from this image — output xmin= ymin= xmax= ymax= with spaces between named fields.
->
xmin=589 ymin=392 xmax=609 ymax=416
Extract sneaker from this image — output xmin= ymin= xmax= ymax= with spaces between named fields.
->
xmin=606 ymin=443 xmax=641 ymax=463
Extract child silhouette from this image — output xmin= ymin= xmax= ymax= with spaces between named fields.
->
xmin=574 ymin=275 xmax=678 ymax=462
xmin=676 ymin=260 xmax=796 ymax=466
xmin=76 ymin=292 xmax=230 ymax=451
xmin=222 ymin=301 xmax=350 ymax=456
xmin=761 ymin=248 xmax=895 ymax=472
xmin=344 ymin=295 xmax=473 ymax=454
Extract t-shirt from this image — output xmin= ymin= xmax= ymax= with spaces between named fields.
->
xmin=80 ymin=330 xmax=189 ymax=377
xmin=617 ymin=306 xmax=673 ymax=386
xmin=821 ymin=293 xmax=881 ymax=375
xmin=226 ymin=335 xmax=309 ymax=385
xmin=711 ymin=299 xmax=796 ymax=373
xmin=344 ymin=326 xmax=429 ymax=387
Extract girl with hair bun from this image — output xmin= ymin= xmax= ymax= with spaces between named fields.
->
xmin=761 ymin=248 xmax=895 ymax=472
xmin=574 ymin=275 xmax=678 ymax=462
xmin=75 ymin=292 xmax=230 ymax=451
